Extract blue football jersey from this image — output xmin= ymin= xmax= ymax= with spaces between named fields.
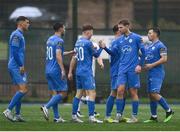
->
xmin=75 ymin=37 xmax=102 ymax=76
xmin=45 ymin=35 xmax=64 ymax=74
xmin=109 ymin=38 xmax=120 ymax=77
xmin=8 ymin=29 xmax=25 ymax=69
xmin=145 ymin=40 xmax=167 ymax=77
xmin=117 ymin=32 xmax=143 ymax=73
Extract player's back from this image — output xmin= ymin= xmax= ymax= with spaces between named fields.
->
xmin=109 ymin=38 xmax=120 ymax=77
xmin=75 ymin=37 xmax=93 ymax=76
xmin=117 ymin=32 xmax=142 ymax=72
xmin=45 ymin=35 xmax=64 ymax=74
xmin=8 ymin=29 xmax=25 ymax=69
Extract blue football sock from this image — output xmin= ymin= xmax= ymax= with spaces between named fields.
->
xmin=158 ymin=97 xmax=170 ymax=111
xmin=121 ymin=98 xmax=126 ymax=114
xmin=45 ymin=94 xmax=62 ymax=109
xmin=116 ymin=98 xmax=125 ymax=114
xmin=72 ymin=97 xmax=80 ymax=115
xmin=150 ymin=101 xmax=157 ymax=116
xmin=53 ymin=103 xmax=59 ymax=119
xmin=15 ymin=101 xmax=21 ymax=115
xmin=132 ymin=100 xmax=139 ymax=116
xmin=88 ymin=100 xmax=95 ymax=116
xmin=8 ymin=91 xmax=25 ymax=110
xmin=106 ymin=96 xmax=115 ymax=117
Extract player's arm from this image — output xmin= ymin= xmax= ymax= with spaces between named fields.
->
xmin=56 ymin=41 xmax=66 ymax=79
xmin=11 ymin=35 xmax=25 ymax=73
xmin=63 ymin=50 xmax=75 ymax=56
xmin=135 ymin=37 xmax=145 ymax=73
xmin=97 ymin=57 xmax=104 ymax=69
xmin=68 ymin=55 xmax=77 ymax=80
xmin=99 ymin=40 xmax=116 ymax=56
xmin=144 ymin=46 xmax=167 ymax=70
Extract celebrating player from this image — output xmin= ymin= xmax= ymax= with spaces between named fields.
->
xmin=143 ymin=27 xmax=174 ymax=123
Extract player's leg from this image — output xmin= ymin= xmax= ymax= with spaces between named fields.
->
xmin=72 ymin=89 xmax=84 ymax=122
xmin=83 ymin=75 xmax=103 ymax=123
xmin=86 ymin=89 xmax=102 ymax=123
xmin=105 ymin=90 xmax=117 ymax=123
xmin=105 ymin=75 xmax=117 ymax=120
xmin=144 ymin=79 xmax=158 ymax=123
xmin=151 ymin=93 xmax=174 ymax=122
xmin=3 ymin=69 xmax=28 ymax=122
xmin=53 ymin=91 xmax=67 ymax=123
xmin=115 ymin=73 xmax=127 ymax=122
xmin=126 ymin=71 xmax=140 ymax=123
xmin=77 ymin=90 xmax=86 ymax=118
xmin=41 ymin=74 xmax=63 ymax=120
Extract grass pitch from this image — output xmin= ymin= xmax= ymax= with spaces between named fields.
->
xmin=0 ymin=103 xmax=179 ymax=131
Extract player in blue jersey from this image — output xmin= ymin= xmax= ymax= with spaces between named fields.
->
xmin=143 ymin=27 xmax=174 ymax=123
xmin=68 ymin=24 xmax=103 ymax=123
xmin=99 ymin=25 xmax=125 ymax=123
xmin=115 ymin=19 xmax=145 ymax=123
xmin=41 ymin=23 xmax=69 ymax=123
xmin=3 ymin=16 xmax=30 ymax=122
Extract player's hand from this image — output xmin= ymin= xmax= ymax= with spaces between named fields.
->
xmin=20 ymin=66 xmax=25 ymax=74
xmin=68 ymin=72 xmax=73 ymax=80
xmin=98 ymin=40 xmax=106 ymax=48
xmin=144 ymin=64 xmax=153 ymax=70
xmin=99 ymin=63 xmax=104 ymax=69
xmin=135 ymin=65 xmax=142 ymax=73
xmin=61 ymin=70 xmax=66 ymax=80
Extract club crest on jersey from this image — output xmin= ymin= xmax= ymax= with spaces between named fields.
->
xmin=121 ymin=45 xmax=132 ymax=54
xmin=129 ymin=39 xmax=133 ymax=43
xmin=152 ymin=46 xmax=155 ymax=50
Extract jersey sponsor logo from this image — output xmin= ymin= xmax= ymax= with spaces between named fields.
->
xmin=145 ymin=53 xmax=154 ymax=60
xmin=121 ymin=45 xmax=132 ymax=54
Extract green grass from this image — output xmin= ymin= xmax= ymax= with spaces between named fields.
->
xmin=0 ymin=104 xmax=179 ymax=131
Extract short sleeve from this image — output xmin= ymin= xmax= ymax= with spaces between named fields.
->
xmin=56 ymin=40 xmax=63 ymax=50
xmin=159 ymin=44 xmax=167 ymax=56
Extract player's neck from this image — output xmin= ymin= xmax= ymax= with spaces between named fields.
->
xmin=17 ymin=27 xmax=24 ymax=33
xmin=82 ymin=35 xmax=89 ymax=40
xmin=54 ymin=32 xmax=62 ymax=37
xmin=124 ymin=30 xmax=131 ymax=36
xmin=152 ymin=38 xmax=159 ymax=43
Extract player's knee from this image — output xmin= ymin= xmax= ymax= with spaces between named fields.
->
xmin=149 ymin=93 xmax=159 ymax=100
xmin=117 ymin=88 xmax=125 ymax=96
xmin=75 ymin=90 xmax=83 ymax=98
xmin=19 ymin=85 xmax=28 ymax=93
xmin=88 ymin=90 xmax=96 ymax=99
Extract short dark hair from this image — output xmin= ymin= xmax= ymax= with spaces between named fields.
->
xmin=53 ymin=22 xmax=64 ymax=32
xmin=16 ymin=16 xmax=29 ymax=24
xmin=149 ymin=27 xmax=161 ymax=37
xmin=82 ymin=24 xmax=93 ymax=32
xmin=113 ymin=24 xmax=119 ymax=33
xmin=118 ymin=19 xmax=130 ymax=26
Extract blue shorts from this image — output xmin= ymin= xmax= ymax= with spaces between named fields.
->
xmin=117 ymin=71 xmax=140 ymax=89
xmin=8 ymin=68 xmax=27 ymax=85
xmin=76 ymin=75 xmax=95 ymax=90
xmin=46 ymin=72 xmax=68 ymax=91
xmin=147 ymin=76 xmax=164 ymax=93
xmin=111 ymin=75 xmax=118 ymax=90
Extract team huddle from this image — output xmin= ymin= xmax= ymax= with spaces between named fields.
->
xmin=2 ymin=16 xmax=174 ymax=123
